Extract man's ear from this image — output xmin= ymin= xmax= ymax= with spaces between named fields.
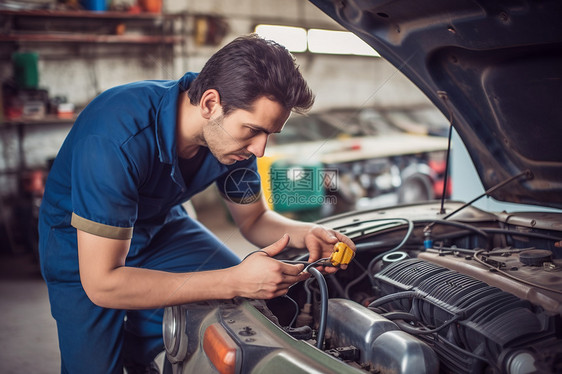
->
xmin=199 ymin=89 xmax=222 ymax=119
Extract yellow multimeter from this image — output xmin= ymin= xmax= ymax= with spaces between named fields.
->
xmin=329 ymin=242 xmax=355 ymax=267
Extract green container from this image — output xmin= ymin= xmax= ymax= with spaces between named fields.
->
xmin=269 ymin=160 xmax=325 ymax=213
xmin=12 ymin=52 xmax=39 ymax=89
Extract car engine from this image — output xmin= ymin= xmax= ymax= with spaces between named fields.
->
xmin=268 ymin=206 xmax=562 ymax=374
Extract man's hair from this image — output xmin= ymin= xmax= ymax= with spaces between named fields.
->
xmin=188 ymin=34 xmax=314 ymax=115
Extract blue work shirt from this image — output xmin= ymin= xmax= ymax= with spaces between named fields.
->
xmin=38 ymin=72 xmax=261 ymax=283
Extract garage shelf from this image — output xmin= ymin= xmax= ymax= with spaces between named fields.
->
xmin=0 ymin=34 xmax=181 ymax=44
xmin=0 ymin=9 xmax=184 ymax=46
xmin=0 ymin=9 xmax=166 ymax=19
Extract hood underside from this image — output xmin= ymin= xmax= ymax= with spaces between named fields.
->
xmin=310 ymin=0 xmax=562 ymax=209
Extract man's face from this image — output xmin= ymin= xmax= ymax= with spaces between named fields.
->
xmin=203 ymin=96 xmax=290 ymax=165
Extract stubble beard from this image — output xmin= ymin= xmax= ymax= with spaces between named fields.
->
xmin=203 ymin=115 xmax=239 ymax=165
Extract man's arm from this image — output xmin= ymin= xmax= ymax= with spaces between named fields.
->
xmin=77 ymin=229 xmax=308 ymax=310
xmin=224 ymin=196 xmax=355 ymax=270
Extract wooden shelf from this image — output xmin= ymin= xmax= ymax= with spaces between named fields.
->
xmin=1 ymin=114 xmax=78 ymax=127
xmin=0 ymin=34 xmax=181 ymax=44
xmin=0 ymin=9 xmax=170 ymax=20
xmin=0 ymin=9 xmax=184 ymax=45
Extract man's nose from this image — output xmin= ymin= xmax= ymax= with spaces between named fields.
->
xmin=247 ymin=133 xmax=268 ymax=158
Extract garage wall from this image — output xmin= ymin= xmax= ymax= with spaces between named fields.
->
xmin=1 ymin=0 xmax=430 ymax=109
xmin=0 ymin=0 xmax=431 ymax=197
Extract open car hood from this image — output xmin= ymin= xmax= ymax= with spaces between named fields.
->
xmin=310 ymin=0 xmax=562 ymax=209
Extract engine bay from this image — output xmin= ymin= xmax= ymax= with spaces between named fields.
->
xmin=267 ymin=205 xmax=562 ymax=374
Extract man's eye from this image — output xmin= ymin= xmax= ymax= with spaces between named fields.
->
xmin=248 ymin=128 xmax=260 ymax=135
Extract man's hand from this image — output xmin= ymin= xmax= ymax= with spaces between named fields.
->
xmin=304 ymin=225 xmax=356 ymax=274
xmin=228 ymin=234 xmax=310 ymax=299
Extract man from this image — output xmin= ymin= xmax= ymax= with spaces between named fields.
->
xmin=38 ymin=34 xmax=355 ymax=373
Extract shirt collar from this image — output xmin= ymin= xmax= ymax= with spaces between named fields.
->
xmin=155 ymin=72 xmax=198 ymax=164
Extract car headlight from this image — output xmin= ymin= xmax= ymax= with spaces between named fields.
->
xmin=163 ymin=305 xmax=188 ymax=363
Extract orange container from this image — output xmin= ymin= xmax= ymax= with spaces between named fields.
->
xmin=139 ymin=0 xmax=162 ymax=13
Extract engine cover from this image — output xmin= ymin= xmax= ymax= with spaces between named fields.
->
xmin=373 ymin=258 xmax=562 ymax=374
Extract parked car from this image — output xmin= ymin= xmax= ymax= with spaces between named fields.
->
xmin=163 ymin=1 xmax=562 ymax=373
xmin=258 ymin=105 xmax=451 ymax=218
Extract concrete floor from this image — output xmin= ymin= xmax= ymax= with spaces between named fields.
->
xmin=0 ymin=203 xmax=257 ymax=373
